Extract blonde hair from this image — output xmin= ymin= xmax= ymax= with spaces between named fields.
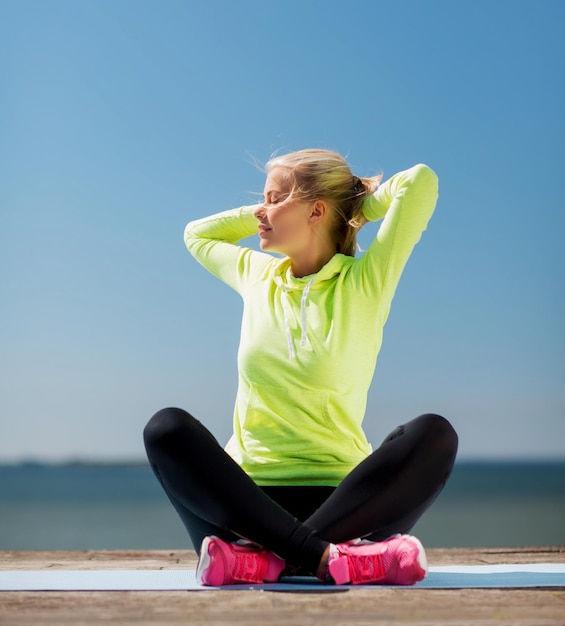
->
xmin=265 ymin=149 xmax=382 ymax=257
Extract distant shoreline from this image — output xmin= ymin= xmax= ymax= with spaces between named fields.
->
xmin=1 ymin=458 xmax=564 ymax=468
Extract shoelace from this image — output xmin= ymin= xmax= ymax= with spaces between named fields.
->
xmin=231 ymin=552 xmax=265 ymax=583
xmin=351 ymin=554 xmax=385 ymax=583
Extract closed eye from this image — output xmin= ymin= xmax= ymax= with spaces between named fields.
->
xmin=264 ymin=192 xmax=288 ymax=205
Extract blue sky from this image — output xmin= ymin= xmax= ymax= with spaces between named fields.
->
xmin=1 ymin=0 xmax=563 ymax=462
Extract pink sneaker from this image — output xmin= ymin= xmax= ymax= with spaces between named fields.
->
xmin=324 ymin=534 xmax=428 ymax=585
xmin=196 ymin=536 xmax=286 ymax=586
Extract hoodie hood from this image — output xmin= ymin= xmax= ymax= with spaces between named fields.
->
xmin=272 ymin=254 xmax=350 ymax=359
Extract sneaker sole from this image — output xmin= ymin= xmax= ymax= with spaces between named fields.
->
xmin=196 ymin=536 xmax=214 ymax=585
xmin=405 ymin=535 xmax=428 ymax=581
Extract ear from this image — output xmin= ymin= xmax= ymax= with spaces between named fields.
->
xmin=308 ymin=201 xmax=328 ymax=225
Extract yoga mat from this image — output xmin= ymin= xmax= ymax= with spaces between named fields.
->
xmin=1 ymin=564 xmax=565 ymax=591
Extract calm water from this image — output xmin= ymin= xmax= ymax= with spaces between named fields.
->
xmin=1 ymin=461 xmax=564 ymax=550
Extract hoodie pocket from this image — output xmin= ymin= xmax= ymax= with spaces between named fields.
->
xmin=241 ymin=382 xmax=341 ymax=460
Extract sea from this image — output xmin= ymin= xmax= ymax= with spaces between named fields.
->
xmin=1 ymin=461 xmax=564 ymax=551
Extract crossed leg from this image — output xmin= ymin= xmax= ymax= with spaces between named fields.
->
xmin=143 ymin=408 xmax=458 ymax=575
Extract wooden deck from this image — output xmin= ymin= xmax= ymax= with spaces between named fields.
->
xmin=1 ymin=547 xmax=564 ymax=625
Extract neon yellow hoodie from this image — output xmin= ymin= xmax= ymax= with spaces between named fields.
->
xmin=184 ymin=164 xmax=438 ymax=486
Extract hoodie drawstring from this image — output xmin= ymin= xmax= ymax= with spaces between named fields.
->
xmin=281 ymin=277 xmax=314 ymax=359
xmin=300 ymin=278 xmax=314 ymax=347
xmin=281 ymin=287 xmax=295 ymax=360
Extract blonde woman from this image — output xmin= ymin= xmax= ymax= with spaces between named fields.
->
xmin=144 ymin=149 xmax=458 ymax=586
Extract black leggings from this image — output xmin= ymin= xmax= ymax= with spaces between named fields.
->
xmin=143 ymin=408 xmax=458 ymax=575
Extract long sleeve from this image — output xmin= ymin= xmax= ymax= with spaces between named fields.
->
xmin=354 ymin=164 xmax=439 ymax=303
xmin=184 ymin=205 xmax=271 ymax=294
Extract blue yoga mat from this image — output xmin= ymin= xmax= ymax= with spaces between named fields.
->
xmin=1 ymin=564 xmax=564 ymax=591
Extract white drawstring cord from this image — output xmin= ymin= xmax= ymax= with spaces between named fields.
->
xmin=281 ymin=287 xmax=296 ymax=360
xmin=300 ymin=278 xmax=314 ymax=347
xmin=281 ymin=278 xmax=314 ymax=359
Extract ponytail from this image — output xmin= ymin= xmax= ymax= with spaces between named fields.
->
xmin=266 ymin=149 xmax=381 ymax=257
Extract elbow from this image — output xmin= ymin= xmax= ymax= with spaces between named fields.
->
xmin=183 ymin=220 xmax=198 ymax=251
xmin=412 ymin=163 xmax=439 ymax=196
xmin=184 ymin=220 xmax=196 ymax=244
xmin=413 ymin=163 xmax=438 ymax=183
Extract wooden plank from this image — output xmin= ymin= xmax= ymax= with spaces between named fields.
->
xmin=0 ymin=548 xmax=564 ymax=625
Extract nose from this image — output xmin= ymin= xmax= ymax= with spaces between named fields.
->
xmin=253 ymin=203 xmax=266 ymax=220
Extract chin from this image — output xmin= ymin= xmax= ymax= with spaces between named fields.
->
xmin=259 ymin=239 xmax=277 ymax=252
xmin=259 ymin=237 xmax=287 ymax=256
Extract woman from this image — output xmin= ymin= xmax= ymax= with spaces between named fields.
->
xmin=144 ymin=149 xmax=458 ymax=586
